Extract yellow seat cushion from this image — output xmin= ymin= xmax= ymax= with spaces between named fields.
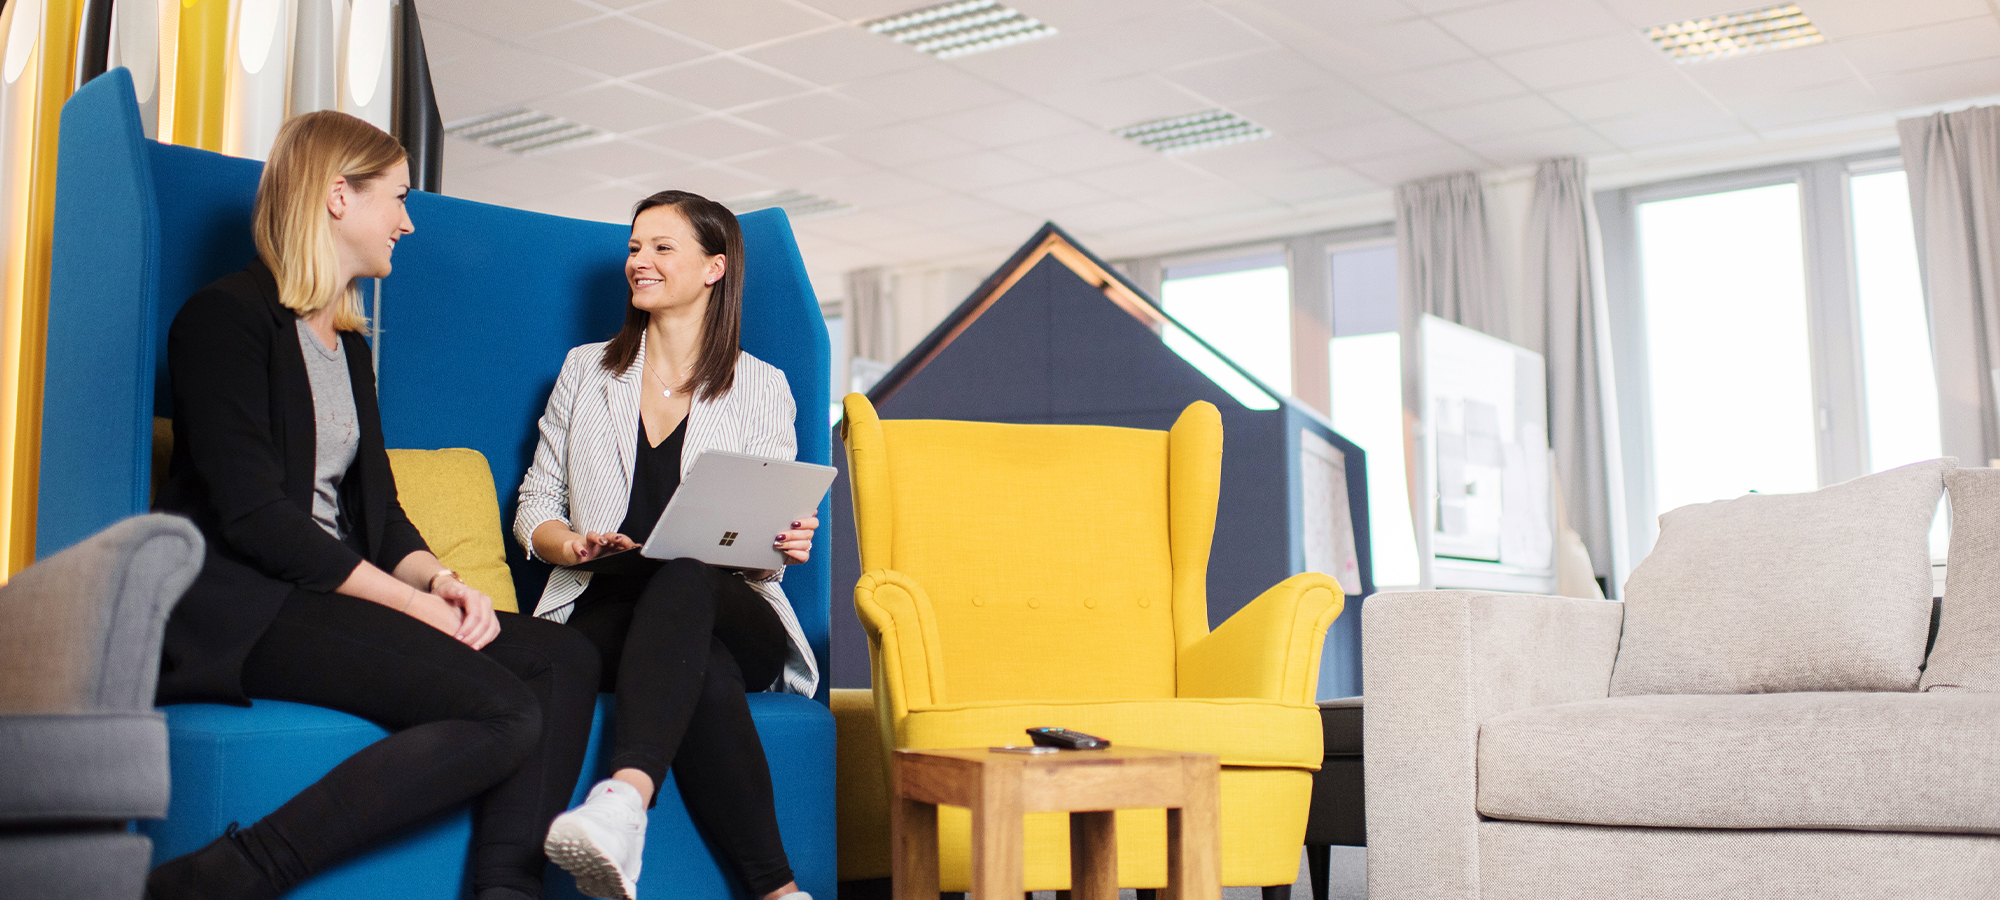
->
xmin=832 ymin=688 xmax=891 ymax=882
xmin=386 ymin=448 xmax=518 ymax=613
xmin=901 ymin=697 xmax=1323 ymax=769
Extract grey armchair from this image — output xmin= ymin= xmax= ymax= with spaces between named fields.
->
xmin=0 ymin=515 xmax=203 ymax=900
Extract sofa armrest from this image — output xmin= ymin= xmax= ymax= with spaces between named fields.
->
xmin=1179 ymin=572 xmax=1345 ymax=703
xmin=852 ymin=569 xmax=948 ymax=721
xmin=1363 ymin=590 xmax=1623 ymax=900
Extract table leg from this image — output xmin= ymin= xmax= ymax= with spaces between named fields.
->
xmin=1164 ymin=759 xmax=1221 ymax=900
xmin=1069 ymin=810 xmax=1118 ymax=900
xmin=893 ymin=795 xmax=939 ymax=900
xmin=969 ymin=765 xmax=1025 ymax=900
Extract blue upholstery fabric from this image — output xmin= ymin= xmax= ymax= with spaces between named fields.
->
xmin=140 ymin=702 xmax=473 ymax=900
xmin=45 ymin=69 xmax=836 ymax=898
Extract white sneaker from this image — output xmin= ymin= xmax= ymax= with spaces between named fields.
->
xmin=545 ymin=780 xmax=647 ymax=900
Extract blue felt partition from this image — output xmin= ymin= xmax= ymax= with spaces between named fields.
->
xmin=42 ymin=68 xmax=836 ymax=899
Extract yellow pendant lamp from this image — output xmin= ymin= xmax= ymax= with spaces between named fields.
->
xmin=173 ymin=0 xmax=229 ymax=150
xmin=0 ymin=0 xmax=85 ymax=580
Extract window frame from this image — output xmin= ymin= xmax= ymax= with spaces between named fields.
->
xmin=1595 ymin=148 xmax=1906 ymax=566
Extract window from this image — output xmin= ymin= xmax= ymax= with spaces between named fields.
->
xmin=1160 ymin=251 xmax=1289 ymax=409
xmin=1326 ymin=242 xmax=1421 ymax=588
xmin=823 ymin=310 xmax=845 ymax=426
xmin=1599 ymin=153 xmax=1943 ymax=568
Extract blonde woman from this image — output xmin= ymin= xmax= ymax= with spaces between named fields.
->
xmin=146 ymin=111 xmax=598 ymax=900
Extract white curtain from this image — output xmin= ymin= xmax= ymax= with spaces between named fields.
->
xmin=1525 ymin=157 xmax=1613 ymax=582
xmin=846 ymin=266 xmax=894 ymax=363
xmin=1899 ymin=106 xmax=2000 ymax=466
xmin=1395 ymin=171 xmax=1507 ymax=340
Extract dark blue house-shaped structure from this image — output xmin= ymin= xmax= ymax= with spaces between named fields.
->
xmin=829 ymin=224 xmax=1374 ymax=700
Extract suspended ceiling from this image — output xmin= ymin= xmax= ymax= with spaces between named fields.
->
xmin=418 ymin=0 xmax=2000 ymax=289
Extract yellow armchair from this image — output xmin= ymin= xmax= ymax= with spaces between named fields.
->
xmin=841 ymin=394 xmax=1343 ymax=892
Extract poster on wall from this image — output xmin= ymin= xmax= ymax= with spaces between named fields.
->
xmin=1299 ymin=429 xmax=1362 ymax=595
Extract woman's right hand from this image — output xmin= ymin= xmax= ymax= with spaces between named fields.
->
xmin=404 ymin=590 xmax=466 ymax=639
xmin=562 ymin=530 xmax=637 ymax=566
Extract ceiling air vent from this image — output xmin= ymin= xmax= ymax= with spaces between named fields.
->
xmin=862 ymin=0 xmax=1057 ymax=59
xmin=726 ymin=189 xmax=855 ymax=221
xmin=1645 ymin=4 xmax=1824 ymax=63
xmin=444 ymin=109 xmax=610 ymax=155
xmin=1115 ymin=110 xmax=1270 ymax=154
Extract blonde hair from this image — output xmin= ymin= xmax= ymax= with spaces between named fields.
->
xmin=252 ymin=111 xmax=408 ymax=332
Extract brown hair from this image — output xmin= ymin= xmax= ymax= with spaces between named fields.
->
xmin=600 ymin=190 xmax=745 ymax=401
xmin=252 ymin=110 xmax=408 ymax=332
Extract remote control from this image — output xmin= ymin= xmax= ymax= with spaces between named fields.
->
xmin=1026 ymin=726 xmax=1110 ymax=750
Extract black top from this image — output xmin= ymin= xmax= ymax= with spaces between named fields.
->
xmin=574 ymin=416 xmax=687 ymax=604
xmin=153 ymin=259 xmax=430 ymax=704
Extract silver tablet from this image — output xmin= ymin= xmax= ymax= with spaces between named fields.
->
xmin=635 ymin=450 xmax=836 ymax=569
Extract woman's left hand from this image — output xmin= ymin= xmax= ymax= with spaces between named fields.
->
xmin=774 ymin=513 xmax=819 ymax=565
xmin=433 ymin=574 xmax=501 ymax=649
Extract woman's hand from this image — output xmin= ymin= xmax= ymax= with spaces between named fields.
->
xmin=433 ymin=574 xmax=501 ymax=650
xmin=563 ymin=530 xmax=637 ymax=566
xmin=403 ymin=590 xmax=465 ymax=638
xmin=774 ymin=512 xmax=818 ymax=565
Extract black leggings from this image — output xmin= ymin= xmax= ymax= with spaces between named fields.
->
xmin=234 ymin=590 xmax=599 ymax=896
xmin=566 ymin=557 xmax=794 ymax=896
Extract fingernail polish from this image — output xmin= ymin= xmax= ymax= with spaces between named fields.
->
xmin=792 ymin=521 xmax=802 ymax=527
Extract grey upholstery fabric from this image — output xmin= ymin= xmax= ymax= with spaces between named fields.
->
xmin=0 ymin=833 xmax=155 ymax=900
xmin=1477 ymin=822 xmax=2000 ymax=900
xmin=1362 ymin=591 xmax=1623 ymax=900
xmin=1478 ymin=691 xmax=2000 ymax=833
xmin=0 ymin=514 xmax=204 ymax=713
xmin=1610 ymin=458 xmax=1949 ymax=697
xmin=1925 ymin=467 xmax=2000 ymax=691
xmin=0 ymin=714 xmax=170 ymax=821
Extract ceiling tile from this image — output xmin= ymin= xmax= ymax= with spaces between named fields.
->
xmin=542 ymin=135 xmax=691 ymax=180
xmin=1341 ymin=144 xmax=1486 ymax=185
xmin=531 ymin=184 xmax=644 ymax=224
xmin=837 ymin=64 xmax=1016 ymax=120
xmin=874 ymin=194 xmax=1018 ymax=228
xmin=410 ymin=19 xmax=489 ymax=64
xmin=624 ymin=0 xmax=839 ymax=51
xmin=1249 ymin=0 xmax=1423 ymax=32
xmin=1012 ymin=0 xmax=1202 ymax=32
xmin=1037 ymin=76 xmax=1211 ymax=130
xmin=907 ymin=151 xmax=1050 ymax=190
xmin=1868 ymin=56 xmax=2000 ymax=109
xmin=1589 ymin=105 xmax=1750 ymax=148
xmin=1402 ymin=0 xmax=1506 ymax=13
xmin=1000 ymin=131 xmax=1157 ymax=175
xmin=1162 ymin=49 xmax=1341 ymax=107
xmin=1041 ymin=198 xmax=1165 ymax=234
xmin=1095 ymin=7 xmax=1278 ymax=73
xmin=731 ymin=90 xmax=902 ymax=141
xmin=823 ymin=123 xmax=979 ymax=167
xmin=1069 ymin=157 xmax=1227 ymax=196
xmin=742 ymin=25 xmax=931 ymax=86
xmin=948 ymin=214 xmax=1060 ymax=249
xmin=854 ymin=227 xmax=983 ymax=262
xmin=1805 ymin=0 xmax=1992 ymax=39
xmin=947 ymin=31 xmax=1157 ymax=94
xmin=633 ymin=56 xmax=815 ymax=112
xmin=1295 ymin=117 xmax=1450 ymax=161
xmin=1130 ymin=185 xmax=1269 ymax=219
xmin=1542 ymin=72 xmax=1717 ymax=122
xmin=1229 ymin=85 xmax=1396 ymax=135
xmin=424 ymin=33 xmax=603 ymax=106
xmin=1836 ymin=16 xmax=2000 ymax=76
xmin=1305 ymin=18 xmax=1478 ymax=77
xmin=921 ymin=99 xmax=1090 ymax=149
xmin=636 ymin=116 xmax=788 ymax=161
xmin=427 ymin=71 xmax=511 ymax=123
xmin=790 ymin=0 xmax=932 ymax=21
xmin=451 ymin=155 xmax=608 ymax=202
xmin=1459 ymin=124 xmax=1618 ymax=165
xmin=418 ymin=0 xmax=603 ymax=41
xmin=1178 ymin=136 xmax=1332 ymax=177
xmin=1723 ymin=80 xmax=1885 ymax=129
xmin=1591 ymin=0 xmax=1742 ymax=29
xmin=972 ymin=177 xmax=1113 ymax=214
xmin=1679 ymin=44 xmax=1858 ymax=95
xmin=725 ymin=145 xmax=877 ymax=185
xmin=793 ymin=210 xmax=923 ymax=243
xmin=664 ymin=165 xmax=781 ymax=201
xmin=439 ymin=135 xmax=515 ymax=172
xmin=1233 ymin=164 xmax=1378 ymax=205
xmin=533 ymin=16 xmax=710 ymax=78
xmin=1417 ymin=94 xmax=1575 ymax=142
xmin=1356 ymin=58 xmax=1529 ymax=112
xmin=1489 ymin=33 xmax=1668 ymax=92
xmin=538 ymin=83 xmax=705 ymax=134
xmin=795 ymin=170 xmax=950 ymax=209
xmin=1431 ymin=0 xmax=1628 ymax=56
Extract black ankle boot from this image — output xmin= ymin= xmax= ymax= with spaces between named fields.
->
xmin=145 ymin=823 xmax=282 ymax=900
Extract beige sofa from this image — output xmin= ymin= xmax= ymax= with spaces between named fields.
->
xmin=1363 ymin=460 xmax=2000 ymax=900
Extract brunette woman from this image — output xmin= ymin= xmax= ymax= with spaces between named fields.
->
xmin=146 ymin=111 xmax=599 ymax=900
xmin=516 ymin=191 xmax=818 ymax=900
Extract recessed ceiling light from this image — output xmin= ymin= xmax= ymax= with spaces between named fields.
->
xmin=444 ymin=108 xmax=611 ymax=155
xmin=1115 ymin=110 xmax=1271 ymax=154
xmin=862 ymin=0 xmax=1057 ymax=59
xmin=1645 ymin=4 xmax=1824 ymax=63
xmin=726 ymin=189 xmax=856 ymax=220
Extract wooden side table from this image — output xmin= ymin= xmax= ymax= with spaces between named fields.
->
xmin=891 ymin=746 xmax=1221 ymax=900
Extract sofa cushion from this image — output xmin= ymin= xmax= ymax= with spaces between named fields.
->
xmin=385 ymin=448 xmax=518 ymax=613
xmin=901 ymin=697 xmax=1322 ymax=769
xmin=1924 ymin=467 xmax=2000 ymax=692
xmin=0 ymin=713 xmax=168 ymax=822
xmin=1610 ymin=458 xmax=1949 ymax=696
xmin=1477 ymin=692 xmax=2000 ymax=833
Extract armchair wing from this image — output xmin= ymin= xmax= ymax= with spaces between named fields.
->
xmin=1180 ymin=572 xmax=1346 ymax=704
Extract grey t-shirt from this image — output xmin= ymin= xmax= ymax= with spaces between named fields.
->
xmin=296 ymin=319 xmax=359 ymax=540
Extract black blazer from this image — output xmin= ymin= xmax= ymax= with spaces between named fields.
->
xmin=154 ymin=259 xmax=428 ymax=704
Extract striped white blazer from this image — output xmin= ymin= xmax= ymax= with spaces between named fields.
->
xmin=514 ymin=335 xmax=819 ymax=697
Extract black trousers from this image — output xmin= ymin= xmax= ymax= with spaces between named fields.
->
xmin=234 ymin=590 xmax=599 ymax=896
xmin=566 ymin=557 xmax=795 ymax=897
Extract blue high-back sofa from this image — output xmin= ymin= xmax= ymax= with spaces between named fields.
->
xmin=38 ymin=69 xmax=834 ymax=899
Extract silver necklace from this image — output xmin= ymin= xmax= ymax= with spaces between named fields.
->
xmin=649 ymin=359 xmax=691 ymax=398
